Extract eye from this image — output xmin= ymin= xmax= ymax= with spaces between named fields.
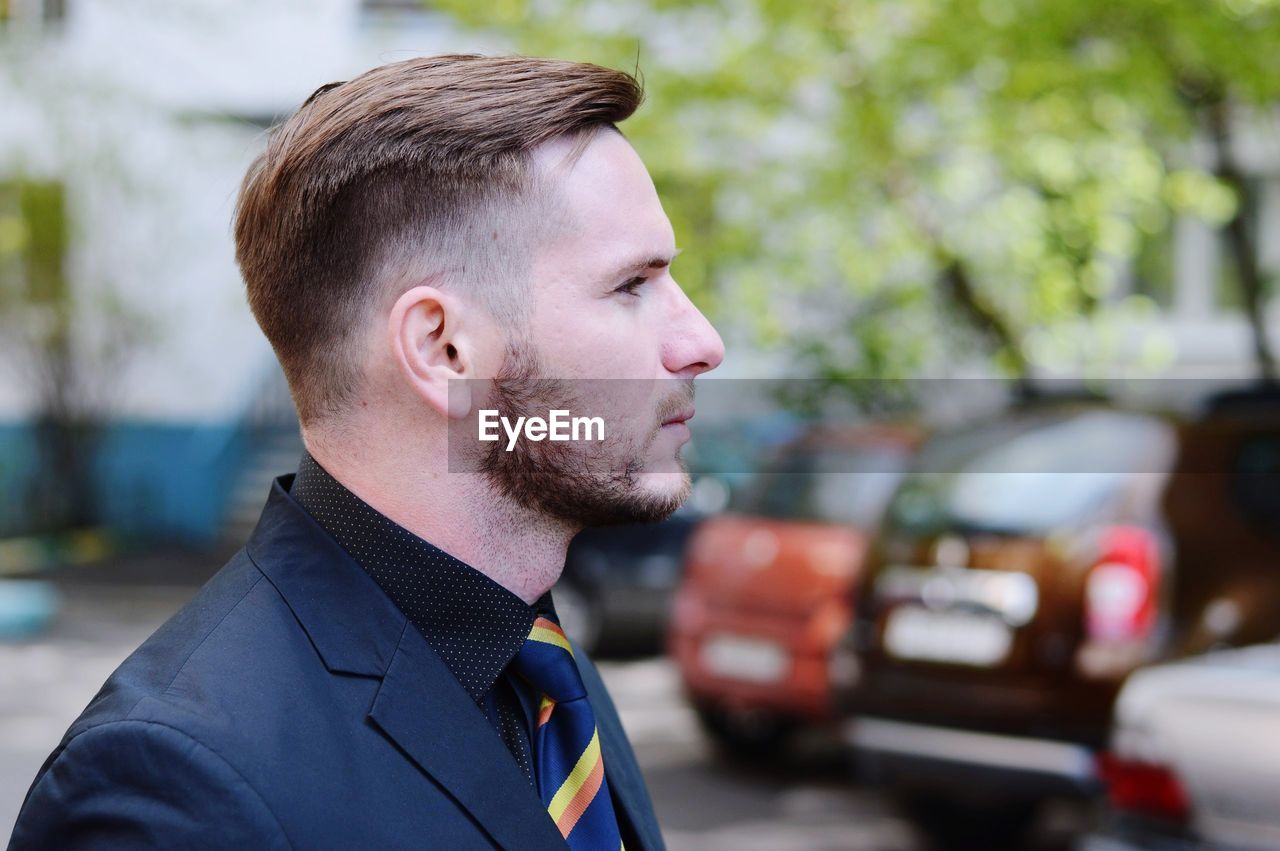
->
xmin=613 ymin=276 xmax=647 ymax=297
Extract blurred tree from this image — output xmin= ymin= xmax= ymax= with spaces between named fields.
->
xmin=0 ymin=33 xmax=154 ymax=535
xmin=435 ymin=0 xmax=1280 ymax=395
xmin=0 ymin=179 xmax=97 ymax=531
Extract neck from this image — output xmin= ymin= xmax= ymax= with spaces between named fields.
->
xmin=303 ymin=429 xmax=578 ymax=606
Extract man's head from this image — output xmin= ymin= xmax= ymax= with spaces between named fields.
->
xmin=236 ymin=54 xmax=723 ymax=527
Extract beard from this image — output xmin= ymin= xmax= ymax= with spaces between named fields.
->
xmin=476 ymin=339 xmax=693 ymax=527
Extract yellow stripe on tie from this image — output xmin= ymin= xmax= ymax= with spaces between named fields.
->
xmin=547 ymin=729 xmax=603 ymax=829
xmin=528 ymin=624 xmax=574 ymax=656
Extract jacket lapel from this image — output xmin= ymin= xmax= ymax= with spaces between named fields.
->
xmin=368 ymin=622 xmax=568 ymax=851
xmin=248 ymin=476 xmax=567 ymax=850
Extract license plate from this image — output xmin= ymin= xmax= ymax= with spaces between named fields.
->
xmin=883 ymin=606 xmax=1013 ymax=667
xmin=699 ymin=633 xmax=790 ymax=684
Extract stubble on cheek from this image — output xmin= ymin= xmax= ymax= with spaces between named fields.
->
xmin=475 ymin=346 xmax=688 ymax=525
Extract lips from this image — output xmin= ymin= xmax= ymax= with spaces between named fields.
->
xmin=662 ymin=407 xmax=695 ymax=426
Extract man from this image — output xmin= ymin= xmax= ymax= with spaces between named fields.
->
xmin=9 ymin=54 xmax=722 ymax=850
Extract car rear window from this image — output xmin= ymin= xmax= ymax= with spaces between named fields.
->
xmin=1232 ymin=435 xmax=1280 ymax=530
xmin=887 ymin=409 xmax=1174 ymax=536
xmin=741 ymin=445 xmax=910 ymax=528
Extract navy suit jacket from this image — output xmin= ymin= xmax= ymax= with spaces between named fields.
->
xmin=8 ymin=477 xmax=665 ymax=850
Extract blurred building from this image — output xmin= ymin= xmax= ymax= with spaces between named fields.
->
xmin=0 ymin=0 xmax=1276 ymax=545
xmin=0 ymin=0 xmax=497 ymax=542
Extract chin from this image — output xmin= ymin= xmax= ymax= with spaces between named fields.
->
xmin=635 ymin=469 xmax=691 ymax=501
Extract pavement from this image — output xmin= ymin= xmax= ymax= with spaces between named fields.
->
xmin=0 ymin=569 xmax=1086 ymax=849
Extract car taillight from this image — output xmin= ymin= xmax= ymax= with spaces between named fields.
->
xmin=1084 ymin=526 xmax=1159 ymax=642
xmin=1096 ymin=752 xmax=1190 ymax=826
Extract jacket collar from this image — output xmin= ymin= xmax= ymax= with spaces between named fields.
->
xmin=246 ymin=474 xmax=405 ymax=676
xmin=290 ymin=452 xmax=545 ymax=702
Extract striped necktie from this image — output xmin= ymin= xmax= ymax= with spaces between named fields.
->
xmin=512 ymin=614 xmax=626 ymax=850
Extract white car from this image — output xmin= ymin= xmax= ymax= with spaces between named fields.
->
xmin=1082 ymin=641 xmax=1280 ymax=851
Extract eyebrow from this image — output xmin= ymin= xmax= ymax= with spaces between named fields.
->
xmin=604 ymin=248 xmax=683 ymax=284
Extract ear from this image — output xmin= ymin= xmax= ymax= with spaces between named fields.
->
xmin=387 ymin=285 xmax=475 ymax=420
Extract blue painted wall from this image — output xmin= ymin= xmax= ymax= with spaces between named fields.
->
xmin=0 ymin=420 xmax=251 ymax=542
xmin=0 ymin=426 xmax=40 ymax=538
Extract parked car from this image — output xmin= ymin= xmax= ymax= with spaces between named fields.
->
xmin=838 ymin=393 xmax=1280 ymax=843
xmin=1082 ymin=640 xmax=1280 ymax=851
xmin=669 ymin=423 xmax=919 ymax=757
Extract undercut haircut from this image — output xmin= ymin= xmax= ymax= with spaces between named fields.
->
xmin=234 ymin=54 xmax=644 ymax=426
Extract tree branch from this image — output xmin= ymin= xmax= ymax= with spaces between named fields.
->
xmin=1203 ymin=96 xmax=1276 ymax=381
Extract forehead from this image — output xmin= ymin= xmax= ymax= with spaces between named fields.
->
xmin=530 ymin=130 xmax=675 ymax=274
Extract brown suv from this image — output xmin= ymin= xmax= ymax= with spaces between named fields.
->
xmin=837 ymin=392 xmax=1280 ymax=841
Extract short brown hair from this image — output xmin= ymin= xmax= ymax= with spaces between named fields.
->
xmin=234 ymin=54 xmax=643 ymax=426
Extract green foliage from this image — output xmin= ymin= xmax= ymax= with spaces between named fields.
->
xmin=435 ymin=0 xmax=1280 ymax=385
xmin=0 ymin=179 xmax=69 ymax=348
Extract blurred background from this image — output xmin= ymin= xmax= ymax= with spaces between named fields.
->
xmin=3 ymin=1 xmax=1280 ymax=849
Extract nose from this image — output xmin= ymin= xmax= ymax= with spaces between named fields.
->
xmin=662 ymin=280 xmax=725 ymax=378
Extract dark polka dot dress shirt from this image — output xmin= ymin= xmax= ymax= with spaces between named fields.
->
xmin=290 ymin=451 xmax=549 ymax=786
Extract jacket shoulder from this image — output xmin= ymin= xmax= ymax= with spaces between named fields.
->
xmin=9 ymin=717 xmax=291 ymax=850
xmin=64 ymin=550 xmax=283 ymax=737
xmin=11 ymin=551 xmax=326 ymax=848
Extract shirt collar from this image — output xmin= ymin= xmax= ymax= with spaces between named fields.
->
xmin=290 ymin=451 xmax=553 ymax=703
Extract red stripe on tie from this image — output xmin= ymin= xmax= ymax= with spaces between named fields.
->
xmin=534 ymin=617 xmax=567 ymax=641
